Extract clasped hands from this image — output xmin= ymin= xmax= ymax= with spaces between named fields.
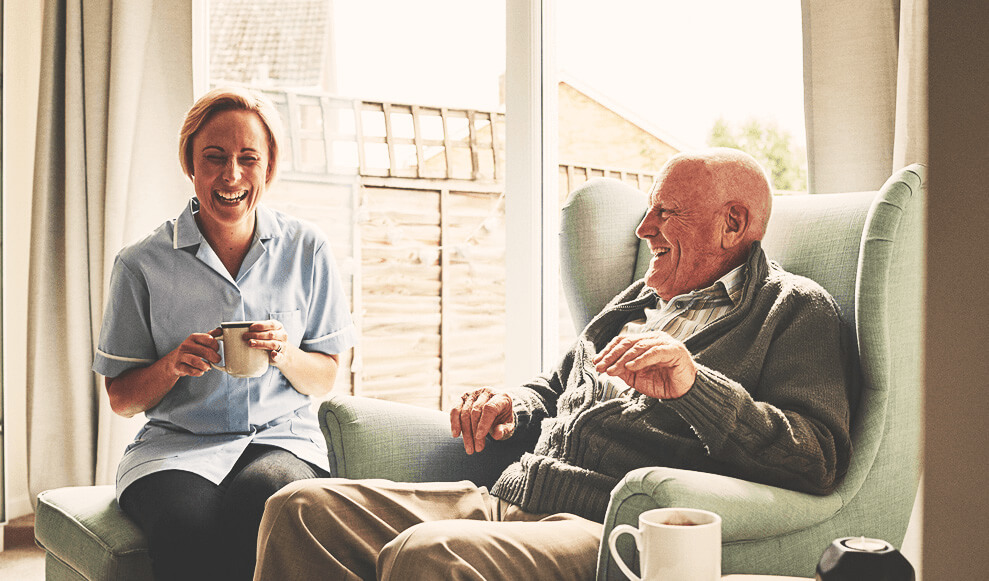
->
xmin=166 ymin=320 xmax=290 ymax=378
xmin=450 ymin=332 xmax=697 ymax=455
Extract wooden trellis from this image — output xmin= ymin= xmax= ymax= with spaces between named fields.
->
xmin=259 ymin=88 xmax=657 ymax=410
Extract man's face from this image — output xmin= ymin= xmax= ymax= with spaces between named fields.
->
xmin=635 ymin=160 xmax=731 ymax=301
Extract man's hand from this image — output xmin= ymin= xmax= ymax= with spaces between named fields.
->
xmin=450 ymin=387 xmax=515 ymax=455
xmin=593 ymin=332 xmax=697 ymax=399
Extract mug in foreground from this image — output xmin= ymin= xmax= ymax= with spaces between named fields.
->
xmin=608 ymin=507 xmax=721 ymax=581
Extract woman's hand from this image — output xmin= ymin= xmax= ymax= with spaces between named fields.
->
xmin=244 ymin=319 xmax=341 ymax=397
xmin=106 ymin=331 xmax=221 ymax=417
xmin=163 ymin=332 xmax=222 ymax=377
xmin=242 ymin=320 xmax=290 ymax=365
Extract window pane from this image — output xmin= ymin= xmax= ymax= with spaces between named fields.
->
xmin=555 ymin=0 xmax=807 ymax=347
xmin=209 ymin=0 xmax=507 ymax=410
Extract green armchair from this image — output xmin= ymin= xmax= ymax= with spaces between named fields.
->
xmin=34 ymin=165 xmax=923 ymax=580
xmin=318 ymin=164 xmax=925 ymax=579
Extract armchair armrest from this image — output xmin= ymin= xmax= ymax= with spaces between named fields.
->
xmin=598 ymin=467 xmax=843 ymax=580
xmin=318 ymin=395 xmax=532 ymax=488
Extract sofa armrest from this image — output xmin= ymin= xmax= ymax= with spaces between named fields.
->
xmin=597 ymin=467 xmax=843 ymax=580
xmin=318 ymin=395 xmax=532 ymax=488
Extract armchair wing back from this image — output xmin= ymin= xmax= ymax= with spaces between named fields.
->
xmin=560 ymin=166 xmax=924 ymax=578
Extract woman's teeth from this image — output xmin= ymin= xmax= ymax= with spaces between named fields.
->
xmin=214 ymin=190 xmax=247 ymax=202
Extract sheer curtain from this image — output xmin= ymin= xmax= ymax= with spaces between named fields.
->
xmin=27 ymin=0 xmax=195 ymax=500
xmin=802 ymin=0 xmax=927 ymax=194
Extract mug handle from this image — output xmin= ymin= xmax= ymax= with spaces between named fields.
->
xmin=210 ymin=335 xmax=226 ymax=373
xmin=608 ymin=524 xmax=642 ymax=581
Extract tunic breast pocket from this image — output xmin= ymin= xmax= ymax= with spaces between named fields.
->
xmin=270 ymin=309 xmax=305 ymax=346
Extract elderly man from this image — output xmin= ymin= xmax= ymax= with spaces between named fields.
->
xmin=253 ymin=148 xmax=857 ymax=580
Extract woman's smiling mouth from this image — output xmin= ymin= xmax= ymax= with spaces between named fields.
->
xmin=214 ymin=189 xmax=248 ymax=203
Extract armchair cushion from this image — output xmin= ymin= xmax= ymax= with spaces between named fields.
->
xmin=35 ymin=485 xmax=152 ymax=581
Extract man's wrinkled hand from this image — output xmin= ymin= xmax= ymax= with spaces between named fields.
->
xmin=450 ymin=387 xmax=515 ymax=454
xmin=592 ymin=332 xmax=697 ymax=399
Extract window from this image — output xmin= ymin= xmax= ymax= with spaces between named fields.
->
xmin=554 ymin=0 xmax=807 ymax=346
xmin=204 ymin=0 xmax=807 ymax=408
xmin=207 ymin=0 xmax=514 ymax=410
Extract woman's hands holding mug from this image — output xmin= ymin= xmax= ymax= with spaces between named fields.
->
xmin=171 ymin=319 xmax=288 ymax=379
xmin=105 ymin=320 xmax=293 ymax=417
xmin=241 ymin=320 xmax=290 ymax=365
xmin=167 ymin=332 xmax=222 ymax=378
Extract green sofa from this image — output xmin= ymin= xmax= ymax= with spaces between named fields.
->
xmin=35 ymin=165 xmax=924 ymax=580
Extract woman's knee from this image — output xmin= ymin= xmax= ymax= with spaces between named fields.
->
xmin=224 ymin=449 xmax=321 ymax=509
xmin=224 ymin=469 xmax=282 ymax=512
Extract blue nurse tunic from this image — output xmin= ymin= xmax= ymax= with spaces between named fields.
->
xmin=93 ymin=198 xmax=357 ymax=500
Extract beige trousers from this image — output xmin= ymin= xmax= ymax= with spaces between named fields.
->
xmin=253 ymin=478 xmax=603 ymax=581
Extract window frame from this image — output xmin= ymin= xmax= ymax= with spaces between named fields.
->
xmin=192 ymin=0 xmax=561 ymax=389
xmin=504 ymin=0 xmax=559 ymax=384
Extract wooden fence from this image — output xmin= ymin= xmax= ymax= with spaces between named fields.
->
xmin=260 ymin=89 xmax=658 ymax=410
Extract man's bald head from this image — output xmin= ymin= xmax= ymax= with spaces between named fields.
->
xmin=636 ymin=148 xmax=774 ymax=300
xmin=664 ymin=148 xmax=773 ymax=242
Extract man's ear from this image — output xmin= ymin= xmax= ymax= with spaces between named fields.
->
xmin=722 ymin=204 xmax=749 ymax=249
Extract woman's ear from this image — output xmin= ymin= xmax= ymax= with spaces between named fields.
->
xmin=722 ymin=204 xmax=749 ymax=249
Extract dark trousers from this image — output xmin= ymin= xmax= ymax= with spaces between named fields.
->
xmin=119 ymin=443 xmax=329 ymax=581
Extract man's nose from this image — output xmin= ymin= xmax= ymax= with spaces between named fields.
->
xmin=635 ymin=215 xmax=654 ymax=239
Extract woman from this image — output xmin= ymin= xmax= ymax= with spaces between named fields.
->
xmin=93 ymin=87 xmax=356 ymax=580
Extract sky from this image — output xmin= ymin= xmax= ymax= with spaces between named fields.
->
xmin=331 ymin=0 xmax=805 ymax=150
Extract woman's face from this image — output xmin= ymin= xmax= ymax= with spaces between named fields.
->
xmin=190 ymin=109 xmax=271 ymax=231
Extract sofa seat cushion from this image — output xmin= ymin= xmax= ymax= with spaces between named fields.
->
xmin=35 ymin=486 xmax=153 ymax=581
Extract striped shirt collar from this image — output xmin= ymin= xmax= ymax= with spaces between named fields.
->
xmin=656 ymin=262 xmax=747 ymax=310
xmin=601 ymin=262 xmax=751 ymax=401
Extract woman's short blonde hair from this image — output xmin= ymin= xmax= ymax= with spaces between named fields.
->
xmin=179 ymin=86 xmax=284 ymax=185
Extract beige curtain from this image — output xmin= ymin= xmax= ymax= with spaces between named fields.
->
xmin=802 ymin=0 xmax=928 ymax=567
xmin=802 ymin=0 xmax=928 ymax=193
xmin=27 ymin=0 xmax=195 ymax=500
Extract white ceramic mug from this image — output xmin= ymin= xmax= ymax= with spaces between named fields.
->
xmin=212 ymin=321 xmax=269 ymax=378
xmin=608 ymin=507 xmax=721 ymax=581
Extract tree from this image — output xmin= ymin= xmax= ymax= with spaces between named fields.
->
xmin=707 ymin=117 xmax=808 ymax=192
